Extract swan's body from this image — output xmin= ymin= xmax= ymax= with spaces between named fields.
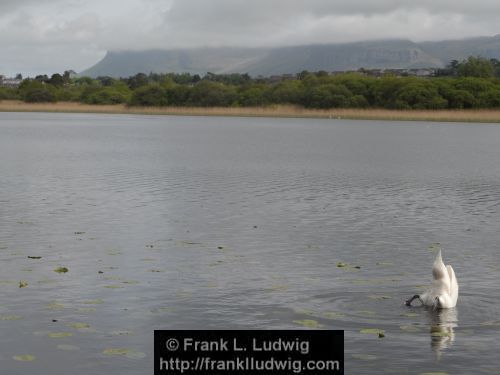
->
xmin=406 ymin=250 xmax=459 ymax=309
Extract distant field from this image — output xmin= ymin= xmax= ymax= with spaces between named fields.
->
xmin=2 ymin=100 xmax=500 ymax=123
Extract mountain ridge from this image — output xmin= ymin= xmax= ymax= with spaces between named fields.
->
xmin=80 ymin=35 xmax=500 ymax=77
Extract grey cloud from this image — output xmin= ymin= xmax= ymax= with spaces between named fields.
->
xmin=2 ymin=0 xmax=500 ymax=75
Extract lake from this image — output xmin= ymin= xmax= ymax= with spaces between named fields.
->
xmin=1 ymin=112 xmax=500 ymax=374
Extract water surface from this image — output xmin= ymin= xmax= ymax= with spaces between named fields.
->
xmin=1 ymin=112 xmax=500 ymax=374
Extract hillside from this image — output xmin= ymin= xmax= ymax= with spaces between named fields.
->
xmin=80 ymin=35 xmax=500 ymax=78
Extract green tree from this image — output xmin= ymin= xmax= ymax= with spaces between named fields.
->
xmin=49 ymin=73 xmax=64 ymax=87
xmin=129 ymin=84 xmax=168 ymax=106
xmin=188 ymin=81 xmax=237 ymax=107
xmin=457 ymin=56 xmax=495 ymax=78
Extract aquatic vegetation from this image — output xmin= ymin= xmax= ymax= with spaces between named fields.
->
xmin=400 ymin=325 xmax=421 ymax=333
xmin=480 ymin=320 xmax=500 ymax=326
xmin=269 ymin=284 xmax=288 ymax=291
xmin=103 ymin=347 xmax=146 ymax=359
xmin=82 ymin=299 xmax=103 ymax=305
xmin=13 ymin=354 xmax=36 ymax=362
xmin=322 ymin=312 xmax=345 ymax=320
xmin=293 ymin=319 xmax=323 ymax=328
xmin=431 ymin=331 xmax=452 ymax=338
xmin=103 ymin=348 xmax=130 ymax=355
xmin=337 ymin=262 xmax=361 ymax=270
xmin=0 ymin=315 xmax=22 ymax=321
xmin=47 ymin=332 xmax=73 ymax=338
xmin=67 ymin=323 xmax=90 ymax=329
xmin=376 ymin=261 xmax=393 ymax=266
xmin=19 ymin=281 xmax=28 ymax=288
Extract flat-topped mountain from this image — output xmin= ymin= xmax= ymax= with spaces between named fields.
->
xmin=80 ymin=35 xmax=500 ymax=77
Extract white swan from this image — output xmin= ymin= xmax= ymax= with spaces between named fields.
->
xmin=406 ymin=250 xmax=459 ymax=309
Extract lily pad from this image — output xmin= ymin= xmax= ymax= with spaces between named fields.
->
xmin=0 ymin=315 xmax=22 ymax=321
xmin=269 ymin=284 xmax=288 ymax=291
xmin=293 ymin=319 xmax=323 ymax=328
xmin=47 ymin=332 xmax=73 ymax=338
xmin=322 ymin=312 xmax=345 ymax=319
xmin=19 ymin=281 xmax=28 ymax=288
xmin=121 ymin=280 xmax=139 ymax=285
xmin=77 ymin=307 xmax=96 ymax=313
xmin=82 ymin=299 xmax=103 ymax=305
xmin=336 ymin=262 xmax=361 ymax=271
xmin=102 ymin=348 xmax=145 ymax=359
xmin=54 ymin=267 xmax=69 ymax=274
xmin=13 ymin=354 xmax=36 ymax=362
xmin=67 ymin=323 xmax=90 ymax=329
xmin=104 ymin=284 xmax=123 ymax=289
xmin=103 ymin=348 xmax=131 ymax=356
xmin=376 ymin=261 xmax=393 ymax=266
xmin=480 ymin=320 xmax=500 ymax=327
xmin=400 ymin=325 xmax=421 ymax=333
xmin=47 ymin=302 xmax=65 ymax=310
xmin=352 ymin=354 xmax=377 ymax=360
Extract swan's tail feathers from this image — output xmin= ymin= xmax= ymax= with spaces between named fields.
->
xmin=446 ymin=265 xmax=459 ymax=305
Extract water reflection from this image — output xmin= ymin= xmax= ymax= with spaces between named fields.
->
xmin=427 ymin=308 xmax=458 ymax=360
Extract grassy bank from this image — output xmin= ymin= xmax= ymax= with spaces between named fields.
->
xmin=2 ymin=100 xmax=500 ymax=122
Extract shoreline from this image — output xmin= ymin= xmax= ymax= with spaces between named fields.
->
xmin=1 ymin=100 xmax=500 ymax=123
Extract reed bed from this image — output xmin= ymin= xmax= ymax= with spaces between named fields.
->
xmin=2 ymin=100 xmax=500 ymax=123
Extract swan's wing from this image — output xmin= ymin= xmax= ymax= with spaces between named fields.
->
xmin=446 ymin=265 xmax=458 ymax=299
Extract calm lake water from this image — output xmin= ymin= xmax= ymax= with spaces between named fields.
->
xmin=1 ymin=112 xmax=500 ymax=374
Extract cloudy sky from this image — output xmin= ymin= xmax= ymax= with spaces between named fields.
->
xmin=1 ymin=0 xmax=500 ymax=76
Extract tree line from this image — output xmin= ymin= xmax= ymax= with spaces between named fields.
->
xmin=2 ymin=56 xmax=500 ymax=110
